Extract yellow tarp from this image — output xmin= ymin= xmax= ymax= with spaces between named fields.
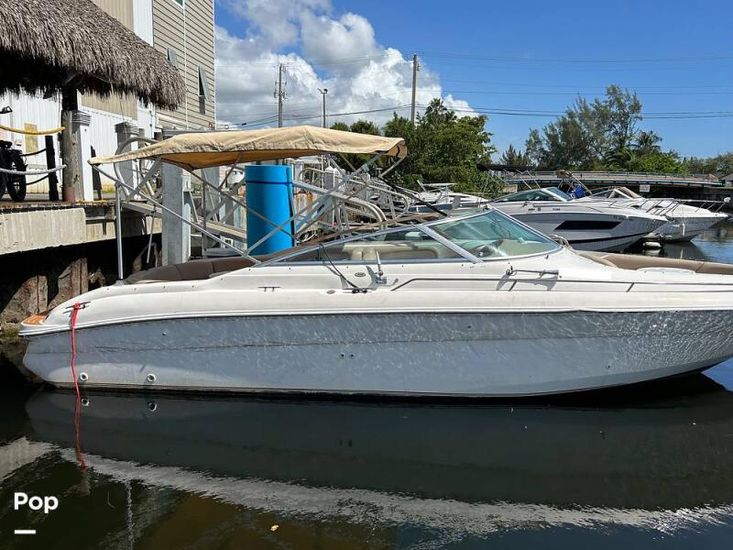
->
xmin=89 ymin=125 xmax=406 ymax=169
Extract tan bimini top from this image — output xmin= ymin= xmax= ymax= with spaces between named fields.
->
xmin=89 ymin=125 xmax=407 ymax=169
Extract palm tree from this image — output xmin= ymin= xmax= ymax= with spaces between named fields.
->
xmin=634 ymin=131 xmax=662 ymax=155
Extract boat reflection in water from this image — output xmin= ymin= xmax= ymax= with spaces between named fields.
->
xmin=21 ymin=375 xmax=733 ymax=542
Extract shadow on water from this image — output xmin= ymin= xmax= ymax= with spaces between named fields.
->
xmin=660 ymin=221 xmax=733 ymax=263
xmin=1 ymin=369 xmax=733 ymax=547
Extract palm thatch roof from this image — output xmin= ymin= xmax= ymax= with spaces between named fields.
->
xmin=0 ymin=0 xmax=184 ymax=108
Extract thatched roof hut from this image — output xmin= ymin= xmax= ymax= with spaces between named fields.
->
xmin=0 ymin=0 xmax=184 ymax=108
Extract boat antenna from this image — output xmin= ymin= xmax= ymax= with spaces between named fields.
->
xmin=319 ymin=244 xmax=367 ymax=293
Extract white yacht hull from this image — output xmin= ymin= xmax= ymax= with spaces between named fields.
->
xmin=655 ymin=215 xmax=728 ymax=242
xmin=493 ymin=206 xmax=665 ymax=252
xmin=23 ymin=309 xmax=733 ymax=397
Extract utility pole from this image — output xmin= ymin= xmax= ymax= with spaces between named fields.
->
xmin=410 ymin=53 xmax=419 ymax=126
xmin=318 ymin=88 xmax=328 ymax=128
xmin=275 ymin=64 xmax=286 ymax=127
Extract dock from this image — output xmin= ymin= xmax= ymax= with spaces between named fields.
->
xmin=0 ymin=198 xmax=159 ymax=325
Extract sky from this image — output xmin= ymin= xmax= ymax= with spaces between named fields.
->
xmin=214 ymin=0 xmax=733 ymax=159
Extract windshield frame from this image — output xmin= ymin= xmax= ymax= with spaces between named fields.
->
xmin=427 ymin=208 xmax=561 ymax=261
xmin=494 ymin=187 xmax=569 ymax=203
xmin=258 ymin=209 xmax=561 ymax=267
xmin=258 ymin=223 xmax=481 ymax=266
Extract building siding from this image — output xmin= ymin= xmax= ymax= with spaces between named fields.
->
xmin=82 ymin=0 xmax=137 ymax=118
xmin=152 ymin=0 xmax=216 ymax=129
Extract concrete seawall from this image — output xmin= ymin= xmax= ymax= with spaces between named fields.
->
xmin=0 ymin=201 xmax=161 ymax=327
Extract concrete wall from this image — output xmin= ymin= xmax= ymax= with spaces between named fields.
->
xmin=0 ymin=235 xmax=160 ymax=326
xmin=0 ymin=205 xmax=161 ymax=255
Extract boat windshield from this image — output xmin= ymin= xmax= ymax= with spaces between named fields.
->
xmin=494 ymin=187 xmax=570 ymax=203
xmin=270 ymin=226 xmax=464 ymax=264
xmin=545 ymin=187 xmax=574 ymax=200
xmin=429 ymin=210 xmax=559 ymax=259
xmin=266 ymin=211 xmax=558 ymax=265
xmin=592 ymin=187 xmax=641 ymax=199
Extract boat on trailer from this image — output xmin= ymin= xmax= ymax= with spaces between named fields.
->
xmin=19 ymin=127 xmax=733 ymax=397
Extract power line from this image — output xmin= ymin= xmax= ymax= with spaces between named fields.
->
xmin=441 ymin=89 xmax=733 ymax=97
xmin=431 ymin=104 xmax=733 ymax=119
xmin=439 ymin=79 xmax=733 ymax=90
xmin=416 ymin=50 xmax=733 ymax=64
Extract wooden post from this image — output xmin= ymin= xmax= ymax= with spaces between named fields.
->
xmin=61 ymin=86 xmax=79 ymax=203
xmin=44 ymin=135 xmax=59 ymax=201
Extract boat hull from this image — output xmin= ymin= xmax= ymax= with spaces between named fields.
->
xmin=495 ymin=208 xmax=663 ymax=252
xmin=655 ymin=216 xmax=727 ymax=242
xmin=22 ymin=309 xmax=733 ymax=397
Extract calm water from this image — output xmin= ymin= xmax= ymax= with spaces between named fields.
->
xmin=2 ymin=224 xmax=733 ymax=549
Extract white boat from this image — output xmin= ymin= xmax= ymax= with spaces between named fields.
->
xmin=583 ymin=187 xmax=729 ymax=242
xmin=409 ymin=182 xmax=490 ymax=212
xmin=20 ymin=208 xmax=733 ymax=397
xmin=492 ymin=187 xmax=668 ymax=251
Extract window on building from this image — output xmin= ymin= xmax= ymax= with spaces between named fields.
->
xmin=198 ymin=67 xmax=211 ymax=115
xmin=172 ymin=0 xmax=185 ymax=7
xmin=167 ymin=48 xmax=178 ymax=69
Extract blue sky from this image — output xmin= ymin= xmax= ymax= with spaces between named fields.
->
xmin=215 ymin=0 xmax=733 ymax=159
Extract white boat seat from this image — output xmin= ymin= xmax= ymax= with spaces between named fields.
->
xmin=343 ymin=242 xmax=449 ymax=261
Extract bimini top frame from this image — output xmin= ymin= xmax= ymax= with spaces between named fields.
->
xmin=88 ymin=125 xmax=410 ymax=281
xmin=89 ymin=125 xmax=406 ymax=169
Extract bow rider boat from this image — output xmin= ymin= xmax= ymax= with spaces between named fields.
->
xmin=582 ymin=186 xmax=729 ymax=242
xmin=492 ymin=187 xmax=667 ymax=251
xmin=20 ymin=208 xmax=733 ymax=397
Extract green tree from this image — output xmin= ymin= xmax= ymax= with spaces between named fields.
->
xmin=683 ymin=152 xmax=733 ymax=176
xmin=499 ymin=144 xmax=531 ymax=167
xmin=329 ymin=100 xmax=497 ymax=195
xmin=633 ymin=130 xmax=662 ymax=155
xmin=383 ymin=114 xmax=419 ymax=184
xmin=399 ymin=99 xmax=496 ymax=194
xmin=329 ymin=121 xmax=350 ymax=132
xmin=524 ymin=85 xmax=642 ymax=170
xmin=349 ymin=119 xmax=380 ymax=135
xmin=627 ymin=151 xmax=684 ymax=174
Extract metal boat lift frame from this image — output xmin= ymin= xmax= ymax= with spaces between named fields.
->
xmin=90 ymin=136 xmax=409 ymax=282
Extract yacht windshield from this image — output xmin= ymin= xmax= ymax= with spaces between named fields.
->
xmin=430 ymin=211 xmax=559 ymax=259
xmin=494 ymin=187 xmax=569 ymax=203
xmin=545 ymin=187 xmax=573 ymax=201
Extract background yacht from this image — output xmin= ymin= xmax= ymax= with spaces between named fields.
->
xmin=492 ymin=187 xmax=667 ymax=251
xmin=582 ymin=186 xmax=729 ymax=241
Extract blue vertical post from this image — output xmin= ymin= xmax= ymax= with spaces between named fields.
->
xmin=245 ymin=165 xmax=295 ymax=255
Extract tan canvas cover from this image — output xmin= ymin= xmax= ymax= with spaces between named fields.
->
xmin=89 ymin=125 xmax=407 ymax=169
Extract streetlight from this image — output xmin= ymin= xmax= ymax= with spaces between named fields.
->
xmin=318 ymin=88 xmax=328 ymax=128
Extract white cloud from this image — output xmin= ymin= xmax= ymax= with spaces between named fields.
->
xmin=214 ymin=1 xmax=476 ymax=129
xmin=300 ymin=12 xmax=380 ymax=72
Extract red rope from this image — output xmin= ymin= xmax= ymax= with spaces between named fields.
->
xmin=69 ymin=303 xmax=83 ymax=400
xmin=69 ymin=302 xmax=87 ymax=470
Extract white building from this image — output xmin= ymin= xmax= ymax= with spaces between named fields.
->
xmin=0 ymin=0 xmax=215 ymax=198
